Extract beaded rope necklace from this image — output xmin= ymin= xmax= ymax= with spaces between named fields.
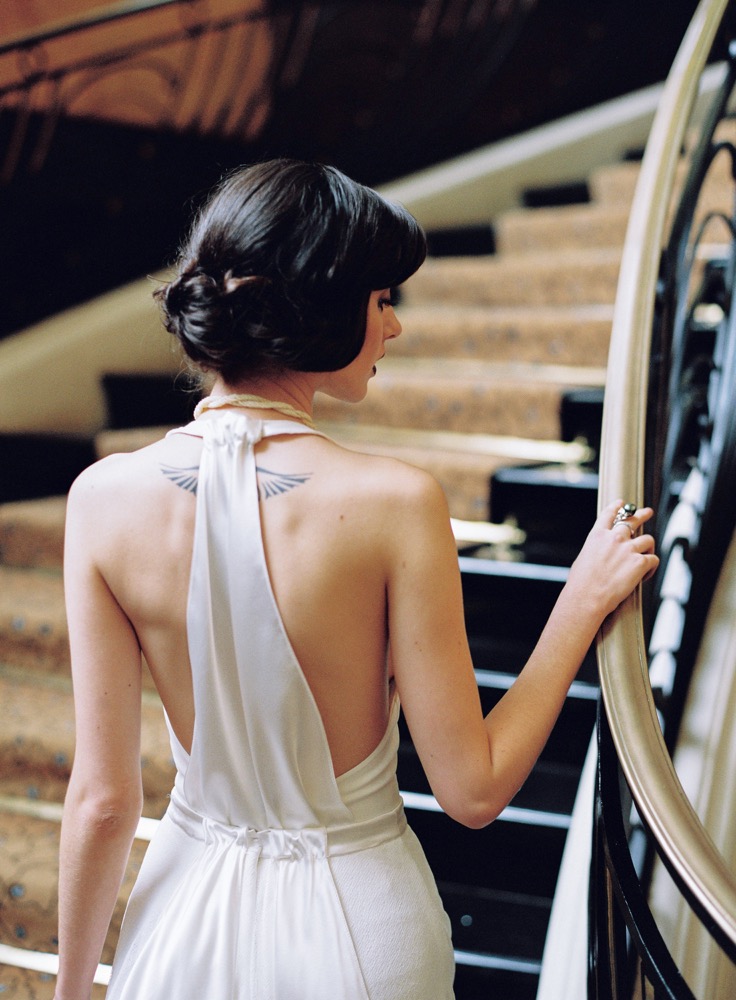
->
xmin=193 ymin=393 xmax=315 ymax=428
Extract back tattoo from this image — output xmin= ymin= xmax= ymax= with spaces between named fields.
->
xmin=160 ymin=464 xmax=312 ymax=501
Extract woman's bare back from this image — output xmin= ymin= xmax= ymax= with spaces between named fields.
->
xmin=78 ymin=422 xmax=421 ymax=776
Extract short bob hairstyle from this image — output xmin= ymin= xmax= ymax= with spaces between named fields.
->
xmin=156 ymin=159 xmax=427 ymax=381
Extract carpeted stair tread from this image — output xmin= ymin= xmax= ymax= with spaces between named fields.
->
xmin=0 ymin=568 xmax=69 ymax=678
xmin=95 ymin=424 xmax=174 ymax=460
xmin=341 ymin=357 xmax=606 ymax=384
xmin=95 ymin=425 xmax=171 ymax=458
xmin=0 ymin=668 xmax=175 ymax=813
xmin=0 ymin=498 xmax=66 ymax=571
xmin=589 ymin=155 xmax=731 ymax=211
xmin=504 ymin=177 xmax=731 ymax=256
xmin=401 ymin=249 xmax=622 ymax=307
xmin=313 ymin=360 xmax=605 ymax=439
xmin=496 ymin=203 xmax=630 ymax=253
xmin=0 ymin=965 xmax=107 ymax=999
xmin=0 ymin=808 xmax=148 ymax=966
xmin=0 ymin=567 xmax=161 ymax=692
xmin=391 ymin=303 xmax=613 ymax=366
xmin=589 ymin=160 xmax=662 ymax=204
xmin=96 ymin=361 xmax=607 ymax=449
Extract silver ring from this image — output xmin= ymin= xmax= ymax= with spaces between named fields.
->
xmin=612 ymin=502 xmax=637 ymax=527
xmin=613 ymin=521 xmax=636 ymax=539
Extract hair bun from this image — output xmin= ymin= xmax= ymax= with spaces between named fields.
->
xmin=155 ymin=268 xmax=278 ymax=376
xmin=222 ymin=271 xmax=270 ymax=295
xmin=160 ymin=270 xmax=217 ymax=317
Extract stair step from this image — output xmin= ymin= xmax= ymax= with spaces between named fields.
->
xmin=0 ymin=567 xmax=162 ymax=692
xmin=589 ymin=155 xmax=732 ymax=212
xmin=442 ymin=881 xmax=550 ymax=964
xmin=102 ymin=373 xmax=197 ymax=430
xmin=459 ymin=556 xmax=567 ymax=645
xmin=496 ymin=203 xmax=630 ymax=254
xmin=401 ymin=250 xmax=622 ymax=308
xmin=490 ymin=463 xmax=599 ymax=561
xmin=314 ymin=358 xmax=605 ymax=439
xmin=477 ymin=678 xmax=597 ymax=769
xmin=0 ymin=434 xmax=95 ymax=504
xmin=408 ymin=804 xmax=566 ymax=898
xmin=399 ymin=731 xmax=584 ymax=815
xmin=0 ymin=568 xmax=69 ymax=678
xmin=392 ymin=303 xmax=613 ymax=366
xmin=0 ymin=808 xmax=148 ymax=965
xmin=0 ymin=498 xmax=66 ymax=571
xmin=588 ymin=160 xmax=646 ymax=205
xmin=0 ymin=667 xmax=174 ymax=813
xmin=0 ymin=965 xmax=107 ymax=1000
xmin=559 ymin=386 xmax=605 ymax=452
xmin=95 ymin=424 xmax=172 ymax=458
xmin=453 ymin=959 xmax=538 ymax=1000
xmin=457 ymin=556 xmax=598 ymax=686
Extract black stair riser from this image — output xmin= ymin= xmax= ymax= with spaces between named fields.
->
xmin=398 ymin=744 xmax=583 ymax=816
xmin=102 ymin=373 xmax=198 ymax=430
xmin=453 ymin=962 xmax=539 ymax=1000
xmin=460 ymin=561 xmax=569 ymax=643
xmin=477 ymin=684 xmax=597 ymax=765
xmin=489 ymin=463 xmax=599 ymax=555
xmin=441 ymin=879 xmax=550 ymax=958
xmin=406 ymin=807 xmax=566 ymax=898
xmin=398 ymin=711 xmax=592 ymax=805
xmin=559 ymin=387 xmax=605 ymax=454
xmin=425 ymin=225 xmax=496 ymax=257
xmin=467 ymin=634 xmax=598 ymax=685
xmin=1 ymin=434 xmax=97 ymax=502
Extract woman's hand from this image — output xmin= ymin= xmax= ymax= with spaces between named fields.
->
xmin=566 ymin=498 xmax=659 ymax=621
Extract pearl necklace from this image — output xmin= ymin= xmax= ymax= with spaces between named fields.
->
xmin=193 ymin=393 xmax=315 ymax=428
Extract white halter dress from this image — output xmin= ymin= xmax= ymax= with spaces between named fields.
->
xmin=106 ymin=410 xmax=455 ymax=1000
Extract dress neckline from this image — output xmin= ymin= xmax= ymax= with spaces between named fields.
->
xmin=194 ymin=393 xmax=315 ymax=428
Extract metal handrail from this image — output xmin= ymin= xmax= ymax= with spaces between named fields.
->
xmin=596 ymin=0 xmax=736 ymax=955
xmin=0 ymin=0 xmax=272 ymax=100
xmin=0 ymin=0 xmax=197 ymax=57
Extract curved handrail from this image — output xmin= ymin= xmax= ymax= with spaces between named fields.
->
xmin=596 ymin=0 xmax=736 ymax=954
xmin=0 ymin=1 xmax=195 ymax=57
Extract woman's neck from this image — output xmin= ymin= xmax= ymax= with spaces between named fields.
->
xmin=208 ymin=373 xmax=318 ymax=422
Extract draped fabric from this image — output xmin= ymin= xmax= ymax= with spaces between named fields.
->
xmin=107 ymin=411 xmax=455 ymax=999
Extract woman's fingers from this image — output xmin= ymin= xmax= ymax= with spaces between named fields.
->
xmin=571 ymin=500 xmax=660 ymax=615
xmin=599 ymin=500 xmax=654 ymax=537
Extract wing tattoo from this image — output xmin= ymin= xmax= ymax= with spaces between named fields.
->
xmin=256 ymin=466 xmax=312 ymax=500
xmin=160 ymin=464 xmax=199 ymax=495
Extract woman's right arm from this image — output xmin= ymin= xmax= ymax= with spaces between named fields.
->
xmin=386 ymin=471 xmax=658 ymax=829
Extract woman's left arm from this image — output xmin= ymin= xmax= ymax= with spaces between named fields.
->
xmin=54 ymin=471 xmax=144 ymax=1000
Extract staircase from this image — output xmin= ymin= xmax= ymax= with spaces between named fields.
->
xmin=0 ymin=157 xmax=643 ymax=998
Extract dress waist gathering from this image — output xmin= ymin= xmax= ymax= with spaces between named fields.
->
xmin=166 ymin=784 xmax=408 ymax=860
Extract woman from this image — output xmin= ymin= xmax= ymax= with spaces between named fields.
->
xmin=55 ymin=159 xmax=658 ymax=1000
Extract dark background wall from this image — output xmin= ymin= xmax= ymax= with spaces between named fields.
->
xmin=0 ymin=0 xmax=715 ymax=339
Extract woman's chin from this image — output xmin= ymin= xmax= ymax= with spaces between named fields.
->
xmin=317 ymin=381 xmax=369 ymax=405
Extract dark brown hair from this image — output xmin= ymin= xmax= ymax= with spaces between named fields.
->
xmin=155 ymin=159 xmax=426 ymax=381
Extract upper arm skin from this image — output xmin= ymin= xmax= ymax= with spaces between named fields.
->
xmin=64 ymin=468 xmax=144 ymax=812
xmin=385 ymin=471 xmax=494 ymax=828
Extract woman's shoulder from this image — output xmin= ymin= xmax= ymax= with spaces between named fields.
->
xmin=320 ymin=440 xmax=450 ymax=527
xmin=328 ymin=438 xmax=441 ymax=491
xmin=66 ymin=435 xmax=179 ymax=513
